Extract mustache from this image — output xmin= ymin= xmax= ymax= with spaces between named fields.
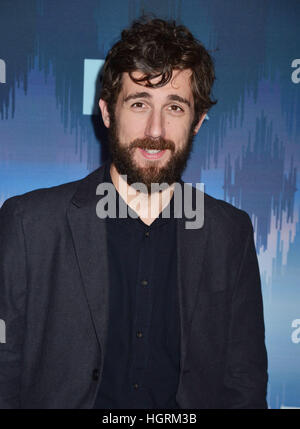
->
xmin=129 ymin=137 xmax=175 ymax=152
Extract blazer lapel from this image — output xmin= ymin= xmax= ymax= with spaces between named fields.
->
xmin=176 ymin=182 xmax=209 ymax=369
xmin=67 ymin=162 xmax=110 ymax=353
xmin=67 ymin=165 xmax=209 ymax=377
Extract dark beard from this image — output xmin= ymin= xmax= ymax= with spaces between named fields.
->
xmin=107 ymin=114 xmax=195 ymax=194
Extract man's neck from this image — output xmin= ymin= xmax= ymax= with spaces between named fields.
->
xmin=109 ymin=163 xmax=175 ymax=226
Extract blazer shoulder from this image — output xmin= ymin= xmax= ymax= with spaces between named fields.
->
xmin=203 ymin=191 xmax=253 ymax=234
xmin=0 ymin=164 xmax=106 ymax=218
xmin=0 ymin=179 xmax=79 ymax=218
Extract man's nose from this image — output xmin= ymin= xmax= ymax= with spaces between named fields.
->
xmin=145 ymin=110 xmax=165 ymax=139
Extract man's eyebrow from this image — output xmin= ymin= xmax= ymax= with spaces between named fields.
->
xmin=167 ymin=94 xmax=191 ymax=107
xmin=123 ymin=92 xmax=191 ymax=108
xmin=123 ymin=92 xmax=152 ymax=103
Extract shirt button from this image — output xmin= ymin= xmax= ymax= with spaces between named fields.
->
xmin=133 ymin=383 xmax=139 ymax=390
xmin=141 ymin=280 xmax=148 ymax=286
xmin=136 ymin=331 xmax=143 ymax=339
xmin=92 ymin=368 xmax=99 ymax=381
xmin=145 ymin=231 xmax=150 ymax=237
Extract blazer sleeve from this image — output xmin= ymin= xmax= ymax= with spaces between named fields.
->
xmin=222 ymin=214 xmax=268 ymax=408
xmin=0 ymin=197 xmax=27 ymax=409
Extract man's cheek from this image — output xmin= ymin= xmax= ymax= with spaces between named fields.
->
xmin=122 ymin=120 xmax=145 ymax=140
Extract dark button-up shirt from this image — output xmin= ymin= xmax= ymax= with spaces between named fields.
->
xmin=93 ymin=161 xmax=180 ymax=409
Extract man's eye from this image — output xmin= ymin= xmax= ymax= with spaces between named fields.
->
xmin=131 ymin=102 xmax=145 ymax=108
xmin=169 ymin=105 xmax=184 ymax=112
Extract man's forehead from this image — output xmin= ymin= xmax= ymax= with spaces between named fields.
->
xmin=120 ymin=69 xmax=194 ymax=97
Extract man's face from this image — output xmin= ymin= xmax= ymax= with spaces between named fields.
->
xmin=100 ymin=69 xmax=205 ymax=192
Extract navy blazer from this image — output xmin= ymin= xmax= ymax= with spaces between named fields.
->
xmin=0 ymin=161 xmax=268 ymax=408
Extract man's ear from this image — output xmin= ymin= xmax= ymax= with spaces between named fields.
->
xmin=99 ymin=99 xmax=110 ymax=128
xmin=193 ymin=112 xmax=207 ymax=135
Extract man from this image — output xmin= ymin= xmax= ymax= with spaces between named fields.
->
xmin=0 ymin=18 xmax=268 ymax=409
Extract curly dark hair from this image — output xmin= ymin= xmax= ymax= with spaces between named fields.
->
xmin=100 ymin=17 xmax=217 ymax=126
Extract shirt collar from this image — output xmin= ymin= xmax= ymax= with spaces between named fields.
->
xmin=103 ymin=160 xmax=176 ymax=228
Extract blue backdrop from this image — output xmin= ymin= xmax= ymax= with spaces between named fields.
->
xmin=0 ymin=0 xmax=299 ymax=409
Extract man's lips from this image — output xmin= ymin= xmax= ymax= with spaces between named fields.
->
xmin=138 ymin=148 xmax=167 ymax=160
